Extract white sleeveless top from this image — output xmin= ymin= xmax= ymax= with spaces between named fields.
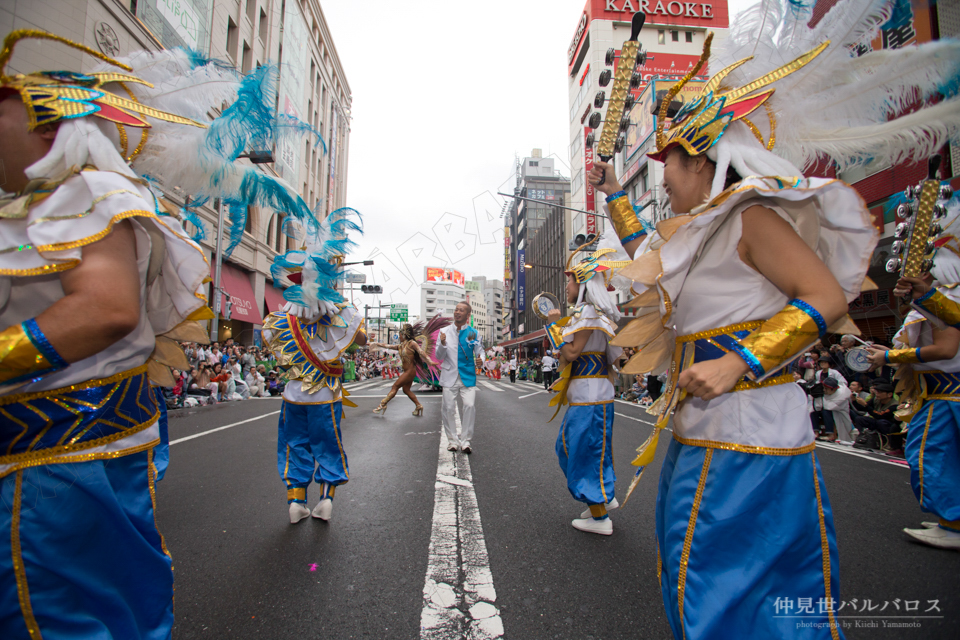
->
xmin=671 ymin=203 xmax=814 ymax=450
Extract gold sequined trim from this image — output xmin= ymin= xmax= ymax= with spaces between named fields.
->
xmin=678 ymin=448 xmax=711 ymax=640
xmin=673 ymin=433 xmax=817 ymax=456
xmin=568 ymin=400 xmax=615 ymax=406
xmin=918 ymin=404 xmax=934 ymax=506
xmin=115 ymin=122 xmax=128 ymax=158
xmin=0 ymin=259 xmax=80 ymax=276
xmin=11 ymin=470 xmax=42 ymax=639
xmin=813 ymin=452 xmax=841 ymax=640
xmin=731 ymin=372 xmax=796 ymax=392
xmin=280 ymin=397 xmax=340 ymax=405
xmin=27 ymin=189 xmax=140 ymax=227
xmin=332 ymin=403 xmax=348 ymax=480
xmin=34 ymin=209 xmax=154 ymax=252
xmin=147 ymin=449 xmax=171 ymax=558
xmin=600 ymin=402 xmax=609 ymax=504
xmin=0 ymin=365 xmax=147 ymax=406
xmin=287 ymin=487 xmax=306 ymax=502
xmin=676 ymin=321 xmax=764 ymax=343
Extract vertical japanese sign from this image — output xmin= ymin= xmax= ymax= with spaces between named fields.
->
xmin=327 ymin=108 xmax=338 ymax=214
xmin=277 ymin=0 xmax=308 ymax=185
xmin=584 ymin=127 xmax=596 ymax=235
xmin=517 ymin=250 xmax=526 ymax=313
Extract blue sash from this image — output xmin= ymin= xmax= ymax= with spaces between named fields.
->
xmin=457 ymin=327 xmax=478 ymax=387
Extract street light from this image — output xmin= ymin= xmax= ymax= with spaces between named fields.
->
xmin=342 ymin=260 xmax=374 ymax=266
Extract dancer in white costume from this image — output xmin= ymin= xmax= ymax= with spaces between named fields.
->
xmin=591 ymin=1 xmax=960 ymax=637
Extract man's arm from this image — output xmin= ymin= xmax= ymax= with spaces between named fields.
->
xmin=37 ymin=220 xmax=141 ymax=362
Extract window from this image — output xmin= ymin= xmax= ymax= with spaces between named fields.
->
xmin=241 ymin=41 xmax=252 ymax=73
xmin=226 ymin=18 xmax=238 ymax=62
xmin=274 ymin=214 xmax=285 ymax=252
xmin=685 ymin=31 xmax=693 ymax=43
xmin=246 ymin=0 xmax=257 ymax=23
xmin=657 ymin=30 xmax=665 ymax=45
xmin=529 ymin=161 xmax=538 ymax=167
xmin=259 ymin=8 xmax=268 ymax=43
xmin=245 ymin=206 xmax=254 ymax=233
xmin=671 ymin=31 xmax=679 ymax=42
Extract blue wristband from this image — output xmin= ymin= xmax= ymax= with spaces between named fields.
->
xmin=915 ymin=348 xmax=924 ymax=363
xmin=884 ymin=350 xmax=890 ymax=364
xmin=789 ymin=299 xmax=828 ymax=338
xmin=22 ymin=318 xmax=68 ymax=369
xmin=605 ymin=190 xmax=627 ymax=203
xmin=729 ymin=342 xmax=766 ymax=378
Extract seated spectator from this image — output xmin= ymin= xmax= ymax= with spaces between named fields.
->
xmin=246 ymin=365 xmax=268 ymax=398
xmin=623 ymin=375 xmax=649 ymax=403
xmin=267 ymin=371 xmax=284 ymax=396
xmin=820 ymin=378 xmax=854 ymax=442
xmin=189 ymin=362 xmax=218 ymax=400
xmin=210 ymin=363 xmax=231 ymax=401
xmin=853 ymin=381 xmax=899 ymax=435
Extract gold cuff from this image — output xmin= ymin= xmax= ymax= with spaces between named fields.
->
xmin=886 ymin=348 xmax=922 ymax=365
xmin=0 ymin=322 xmax=64 ymax=385
xmin=608 ymin=195 xmax=646 ymax=244
xmin=916 ymin=288 xmax=960 ymax=328
xmin=287 ymin=487 xmax=306 ymax=502
xmin=735 ymin=302 xmax=823 ymax=379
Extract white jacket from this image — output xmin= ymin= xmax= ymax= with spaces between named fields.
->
xmin=435 ymin=324 xmax=486 ymax=388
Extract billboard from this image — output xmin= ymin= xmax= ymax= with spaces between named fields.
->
xmin=135 ymin=0 xmax=211 ymax=52
xmin=516 ymin=250 xmax=526 ymax=313
xmin=426 ymin=268 xmax=465 ymax=286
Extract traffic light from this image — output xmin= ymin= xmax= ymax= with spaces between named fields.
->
xmin=569 ymin=233 xmax=598 ymax=251
xmin=361 ymin=285 xmax=382 ymax=294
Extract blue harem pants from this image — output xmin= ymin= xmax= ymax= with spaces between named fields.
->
xmin=556 ymin=402 xmax=615 ymax=505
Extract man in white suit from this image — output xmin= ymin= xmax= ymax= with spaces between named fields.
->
xmin=436 ymin=302 xmax=486 ymax=453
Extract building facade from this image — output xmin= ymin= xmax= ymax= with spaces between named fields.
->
xmin=566 ymin=0 xmax=729 ymax=237
xmin=471 ymin=276 xmax=504 ymax=345
xmin=2 ymin=0 xmax=352 ymax=346
xmin=465 ymin=281 xmax=489 ymax=345
xmin=504 ymin=151 xmax=571 ymax=341
xmin=421 ymin=267 xmax=466 ymax=320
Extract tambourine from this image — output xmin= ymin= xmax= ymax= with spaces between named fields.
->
xmin=845 ymin=347 xmax=873 ymax=373
xmin=532 ymin=292 xmax=562 ymax=320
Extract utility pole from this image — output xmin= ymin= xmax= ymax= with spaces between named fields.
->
xmin=210 ymin=199 xmax=226 ymax=343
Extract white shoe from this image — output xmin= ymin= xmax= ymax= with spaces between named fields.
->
xmin=921 ymin=521 xmax=940 ymax=528
xmin=447 ymin=443 xmax=458 ymax=452
xmin=572 ymin=516 xmax=613 ymax=536
xmin=289 ymin=502 xmax=310 ymax=524
xmin=904 ymin=525 xmax=960 ymax=550
xmin=579 ymin=497 xmax=619 ymax=520
xmin=312 ymin=498 xmax=333 ymax=521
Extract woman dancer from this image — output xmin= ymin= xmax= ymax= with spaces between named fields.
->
xmin=370 ymin=316 xmax=449 ymax=416
xmin=593 ymin=2 xmax=959 ymax=636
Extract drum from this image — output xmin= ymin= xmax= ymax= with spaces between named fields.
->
xmin=532 ymin=292 xmax=562 ymax=320
xmin=845 ymin=346 xmax=873 ymax=372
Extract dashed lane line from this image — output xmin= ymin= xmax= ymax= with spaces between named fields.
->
xmin=420 ymin=408 xmax=503 ymax=639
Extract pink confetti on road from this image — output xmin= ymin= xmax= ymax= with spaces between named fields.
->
xmin=309 ymin=563 xmax=318 ymax=571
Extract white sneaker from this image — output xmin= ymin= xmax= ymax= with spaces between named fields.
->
xmin=289 ymin=502 xmax=310 ymax=524
xmin=312 ymin=498 xmax=333 ymax=521
xmin=904 ymin=525 xmax=960 ymax=550
xmin=447 ymin=443 xmax=458 ymax=452
xmin=921 ymin=521 xmax=940 ymax=528
xmin=572 ymin=516 xmax=613 ymax=536
xmin=579 ymin=497 xmax=620 ymax=520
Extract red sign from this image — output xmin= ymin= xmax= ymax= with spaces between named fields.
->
xmin=584 ymin=127 xmax=597 ymax=234
xmin=595 ymin=0 xmax=727 ymax=27
xmin=426 ymin=267 xmax=465 ymax=286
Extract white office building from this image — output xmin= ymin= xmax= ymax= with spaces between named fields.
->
xmin=421 ymin=267 xmax=466 ymax=320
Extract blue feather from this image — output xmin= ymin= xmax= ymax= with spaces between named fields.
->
xmin=785 ymin=0 xmax=813 ymax=18
xmin=180 ymin=208 xmax=208 ymax=243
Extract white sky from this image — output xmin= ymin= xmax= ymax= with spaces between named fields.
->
xmin=322 ymin=0 xmax=756 ymax=315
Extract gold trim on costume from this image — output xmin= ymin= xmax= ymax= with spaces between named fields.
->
xmin=147 ymin=449 xmax=171 ymax=559
xmin=886 ymin=348 xmax=922 ymax=365
xmin=678 ymin=448 xmax=712 ymax=640
xmin=332 ymin=403 xmax=348 ymax=480
xmin=673 ymin=433 xmax=817 ymax=456
xmin=0 ymin=323 xmax=60 ymax=386
xmin=676 ymin=321 xmax=764 ymax=342
xmin=0 ymin=364 xmax=147 ymax=406
xmin=738 ymin=304 xmax=820 ymax=379
xmin=918 ymin=404 xmax=934 ymax=506
xmin=287 ymin=487 xmax=306 ymax=502
xmin=12 ymin=470 xmax=42 ymax=639
xmin=812 ymin=452 xmax=841 ymax=640
xmin=600 ymin=402 xmax=609 ymax=504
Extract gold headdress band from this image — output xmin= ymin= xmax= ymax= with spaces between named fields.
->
xmin=650 ymin=32 xmax=829 ymax=161
xmin=565 ymin=247 xmax=632 ymax=287
xmin=0 ymin=29 xmax=206 ymax=131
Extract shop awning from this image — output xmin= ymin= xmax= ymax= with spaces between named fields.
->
xmin=263 ymin=282 xmax=287 ymax=316
xmin=498 ymin=328 xmax=546 ymax=348
xmin=211 ymin=262 xmax=263 ymax=325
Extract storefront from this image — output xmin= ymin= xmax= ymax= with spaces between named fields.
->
xmin=211 ymin=262 xmax=263 ymax=346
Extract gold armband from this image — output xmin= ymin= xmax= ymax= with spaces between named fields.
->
xmin=915 ymin=288 xmax=960 ymax=328
xmin=606 ymin=192 xmax=646 ymax=244
xmin=885 ymin=348 xmax=923 ymax=365
xmin=0 ymin=319 xmax=68 ymax=385
xmin=732 ymin=300 xmax=827 ymax=380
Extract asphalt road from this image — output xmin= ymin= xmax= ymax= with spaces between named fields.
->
xmin=157 ymin=377 xmax=960 ymax=639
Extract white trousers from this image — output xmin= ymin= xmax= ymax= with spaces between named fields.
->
xmin=442 ymin=377 xmax=476 ymax=447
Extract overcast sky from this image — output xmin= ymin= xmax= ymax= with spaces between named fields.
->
xmin=321 ymin=0 xmax=754 ymax=315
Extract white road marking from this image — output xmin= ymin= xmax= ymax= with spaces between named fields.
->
xmin=518 ymin=389 xmax=547 ymax=399
xmin=615 ymin=411 xmax=656 ymax=425
xmin=814 ymin=441 xmax=910 ymax=468
xmin=346 ymin=395 xmax=442 ymax=399
xmin=420 ymin=408 xmax=503 ymax=639
xmin=169 ymin=411 xmax=281 ymax=445
xmin=479 ymin=381 xmax=503 ymax=392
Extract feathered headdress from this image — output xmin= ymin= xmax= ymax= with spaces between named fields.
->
xmin=648 ymin=0 xmax=960 ymax=196
xmin=271 ymin=206 xmax=363 ymax=320
xmin=1 ymin=30 xmax=326 ymax=257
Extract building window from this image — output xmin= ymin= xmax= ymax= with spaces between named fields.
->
xmin=685 ymin=31 xmax=694 ymax=43
xmin=671 ymin=31 xmax=679 ymax=42
xmin=241 ymin=41 xmax=252 ymax=73
xmin=226 ymin=18 xmax=238 ymax=62
xmin=657 ymin=30 xmax=665 ymax=45
xmin=259 ymin=8 xmax=268 ymax=43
